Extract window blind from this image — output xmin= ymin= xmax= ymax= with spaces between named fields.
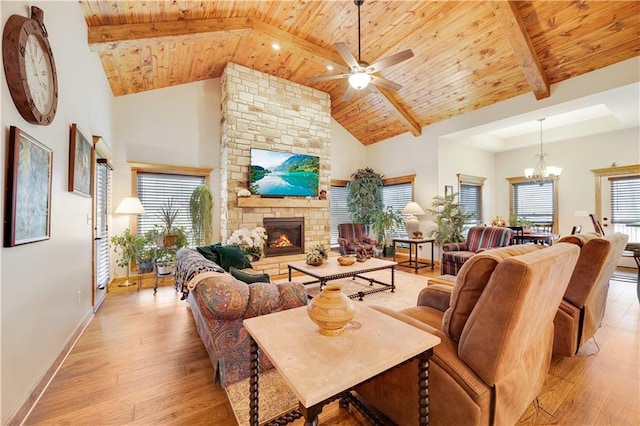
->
xmin=381 ymin=182 xmax=412 ymax=239
xmin=460 ymin=183 xmax=483 ymax=226
xmin=137 ymin=173 xmax=205 ymax=244
xmin=95 ymin=161 xmax=111 ymax=289
xmin=610 ymin=176 xmax=640 ymax=243
xmin=512 ymin=181 xmax=554 ymax=227
xmin=330 ymin=186 xmax=351 ymax=246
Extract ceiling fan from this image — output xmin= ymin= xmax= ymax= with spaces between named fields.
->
xmin=307 ymin=0 xmax=414 ymax=100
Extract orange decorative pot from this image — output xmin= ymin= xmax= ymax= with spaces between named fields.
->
xmin=307 ymin=285 xmax=355 ymax=336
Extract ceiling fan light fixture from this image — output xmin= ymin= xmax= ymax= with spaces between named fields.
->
xmin=349 ymin=72 xmax=371 ymax=90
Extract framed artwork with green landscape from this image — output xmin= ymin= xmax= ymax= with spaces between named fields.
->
xmin=4 ymin=126 xmax=53 ymax=247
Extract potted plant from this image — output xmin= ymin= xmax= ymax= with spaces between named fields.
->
xmin=110 ymin=228 xmax=148 ymax=286
xmin=428 ymin=192 xmax=472 ymax=245
xmin=135 ymin=234 xmax=156 ymax=274
xmin=156 ymin=250 xmax=175 ymax=275
xmin=189 ymin=185 xmax=214 ymax=246
xmin=370 ymin=206 xmax=404 ymax=257
xmin=346 ymin=167 xmax=384 ymax=228
xmin=155 ymin=198 xmax=180 ymax=247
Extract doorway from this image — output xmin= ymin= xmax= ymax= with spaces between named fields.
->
xmin=93 ymin=147 xmax=112 ymax=311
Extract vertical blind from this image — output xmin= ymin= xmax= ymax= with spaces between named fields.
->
xmin=610 ymin=175 xmax=640 ymax=243
xmin=460 ymin=183 xmax=483 ymax=226
xmin=329 ymin=182 xmax=413 ymax=245
xmin=512 ymin=181 xmax=554 ymax=226
xmin=137 ymin=173 xmax=205 ymax=244
xmin=95 ymin=161 xmax=111 ymax=289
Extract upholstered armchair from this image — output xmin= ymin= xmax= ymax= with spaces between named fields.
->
xmin=441 ymin=225 xmax=513 ymax=275
xmin=337 ymin=223 xmax=378 ymax=256
xmin=552 ymin=232 xmax=629 ymax=356
xmin=357 ymin=243 xmax=580 ymax=425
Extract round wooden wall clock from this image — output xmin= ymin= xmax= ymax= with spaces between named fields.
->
xmin=2 ymin=6 xmax=58 ymax=125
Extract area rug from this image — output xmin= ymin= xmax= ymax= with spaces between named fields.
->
xmin=224 ymin=269 xmax=429 ymax=425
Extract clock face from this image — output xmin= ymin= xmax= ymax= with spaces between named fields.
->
xmin=24 ymin=34 xmax=54 ymax=115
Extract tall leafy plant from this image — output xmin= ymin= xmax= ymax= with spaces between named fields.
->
xmin=346 ymin=167 xmax=384 ymax=226
xmin=428 ymin=192 xmax=472 ymax=245
xmin=189 ymin=185 xmax=214 ymax=246
xmin=370 ymin=206 xmax=404 ymax=247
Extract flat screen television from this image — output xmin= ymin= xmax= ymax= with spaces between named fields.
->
xmin=249 ymin=148 xmax=319 ymax=197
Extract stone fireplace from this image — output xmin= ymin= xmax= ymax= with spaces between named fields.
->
xmin=263 ymin=217 xmax=304 ymax=257
xmin=219 ymin=62 xmax=332 ymax=271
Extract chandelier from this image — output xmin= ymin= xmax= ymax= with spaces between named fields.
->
xmin=524 ymin=118 xmax=562 ymax=185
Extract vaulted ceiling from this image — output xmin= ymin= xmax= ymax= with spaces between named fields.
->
xmin=79 ymin=1 xmax=640 ymax=146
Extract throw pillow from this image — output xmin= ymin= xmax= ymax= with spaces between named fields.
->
xmin=229 ymin=267 xmax=271 ymax=284
xmin=197 ymin=243 xmax=222 ymax=265
xmin=215 ymin=244 xmax=253 ymax=271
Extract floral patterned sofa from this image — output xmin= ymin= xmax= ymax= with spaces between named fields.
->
xmin=175 ymin=248 xmax=308 ymax=387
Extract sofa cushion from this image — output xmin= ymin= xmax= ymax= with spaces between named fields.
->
xmin=195 ymin=274 xmax=249 ymax=320
xmin=442 ymin=244 xmax=543 ymax=341
xmin=197 ymin=242 xmax=222 ymax=265
xmin=214 ymin=245 xmax=253 ymax=271
xmin=230 ymin=267 xmax=270 ymax=284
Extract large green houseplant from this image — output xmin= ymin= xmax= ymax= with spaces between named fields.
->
xmin=370 ymin=206 xmax=404 ymax=256
xmin=189 ymin=184 xmax=214 ymax=246
xmin=346 ymin=167 xmax=384 ymax=227
xmin=428 ymin=192 xmax=472 ymax=245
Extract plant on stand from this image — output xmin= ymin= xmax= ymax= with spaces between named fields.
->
xmin=189 ymin=185 xmax=214 ymax=246
xmin=155 ymin=198 xmax=180 ymax=248
xmin=371 ymin=206 xmax=404 ymax=257
xmin=227 ymin=226 xmax=268 ymax=261
xmin=428 ymin=192 xmax=472 ymax=245
xmin=346 ymin=167 xmax=384 ymax=229
xmin=110 ymin=228 xmax=148 ymax=287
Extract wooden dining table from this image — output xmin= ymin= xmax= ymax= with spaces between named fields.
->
xmin=519 ymin=231 xmax=558 ymax=246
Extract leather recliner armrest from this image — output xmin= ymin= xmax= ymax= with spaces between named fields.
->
xmin=416 ymin=284 xmax=452 ymax=312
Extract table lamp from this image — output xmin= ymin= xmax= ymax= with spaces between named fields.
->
xmin=114 ymin=197 xmax=146 ymax=286
xmin=402 ymin=202 xmax=425 ymax=238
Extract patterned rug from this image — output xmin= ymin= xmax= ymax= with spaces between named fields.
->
xmin=224 ymin=269 xmax=429 ymax=425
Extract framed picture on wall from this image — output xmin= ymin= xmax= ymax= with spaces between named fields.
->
xmin=4 ymin=126 xmax=53 ymax=247
xmin=69 ymin=123 xmax=93 ymax=197
xmin=445 ymin=185 xmax=453 ymax=197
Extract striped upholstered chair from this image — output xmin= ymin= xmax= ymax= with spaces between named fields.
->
xmin=337 ymin=223 xmax=378 ymax=256
xmin=441 ymin=226 xmax=514 ymax=275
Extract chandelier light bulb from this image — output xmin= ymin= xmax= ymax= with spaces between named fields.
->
xmin=523 ymin=118 xmax=562 ymax=185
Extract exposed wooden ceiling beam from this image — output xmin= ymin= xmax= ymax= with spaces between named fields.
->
xmin=493 ymin=1 xmax=550 ymax=100
xmin=375 ymin=87 xmax=422 ymax=137
xmin=88 ymin=17 xmax=348 ymax=72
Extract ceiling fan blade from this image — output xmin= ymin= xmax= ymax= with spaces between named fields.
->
xmin=342 ymin=85 xmax=357 ymax=102
xmin=368 ymin=49 xmax=414 ymax=73
xmin=334 ymin=42 xmax=361 ymax=70
xmin=370 ymin=75 xmax=402 ymax=91
xmin=306 ymin=73 xmax=351 ymax=83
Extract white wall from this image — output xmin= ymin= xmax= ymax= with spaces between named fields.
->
xmin=330 ymin=119 xmax=367 ymax=181
xmin=0 ymin=1 xmax=113 ymax=421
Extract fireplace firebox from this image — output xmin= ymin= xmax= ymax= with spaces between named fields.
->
xmin=263 ymin=217 xmax=304 ymax=257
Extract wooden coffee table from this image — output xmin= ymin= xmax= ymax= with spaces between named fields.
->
xmin=243 ymin=304 xmax=441 ymax=425
xmin=288 ymin=257 xmax=397 ymax=300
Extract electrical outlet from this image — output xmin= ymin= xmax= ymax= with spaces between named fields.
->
xmin=77 ymin=290 xmax=81 ymax=303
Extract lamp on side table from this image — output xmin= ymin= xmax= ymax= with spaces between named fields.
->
xmin=402 ymin=201 xmax=425 ymax=238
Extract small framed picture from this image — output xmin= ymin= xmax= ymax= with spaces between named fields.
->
xmin=5 ymin=126 xmax=53 ymax=247
xmin=445 ymin=185 xmax=453 ymax=197
xmin=69 ymin=123 xmax=93 ymax=197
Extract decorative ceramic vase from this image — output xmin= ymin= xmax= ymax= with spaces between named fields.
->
xmin=307 ymin=285 xmax=355 ymax=336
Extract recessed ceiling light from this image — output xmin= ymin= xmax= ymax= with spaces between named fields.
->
xmin=271 ymin=43 xmax=280 ymax=50
xmin=326 ymin=65 xmax=334 ymax=71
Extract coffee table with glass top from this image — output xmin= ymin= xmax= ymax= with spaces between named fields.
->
xmin=243 ymin=304 xmax=441 ymax=426
xmin=287 ymin=257 xmax=397 ymax=300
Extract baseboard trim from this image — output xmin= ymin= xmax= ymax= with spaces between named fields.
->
xmin=6 ymin=307 xmax=94 ymax=426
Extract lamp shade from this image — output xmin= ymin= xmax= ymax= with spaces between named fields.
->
xmin=115 ymin=197 xmax=146 ymax=215
xmin=401 ymin=202 xmax=425 ymax=216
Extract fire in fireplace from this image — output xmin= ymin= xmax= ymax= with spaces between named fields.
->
xmin=263 ymin=217 xmax=304 ymax=257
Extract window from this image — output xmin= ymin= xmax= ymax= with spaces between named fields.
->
xmin=458 ymin=174 xmax=485 ymax=226
xmin=130 ymin=162 xmax=212 ymax=245
xmin=329 ymin=175 xmax=414 ymax=246
xmin=508 ymin=177 xmax=558 ymax=233
xmin=95 ymin=160 xmax=111 ymax=290
xmin=610 ymin=175 xmax=640 ymax=243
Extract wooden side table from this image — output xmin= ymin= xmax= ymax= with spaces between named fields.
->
xmin=393 ymin=237 xmax=435 ymax=273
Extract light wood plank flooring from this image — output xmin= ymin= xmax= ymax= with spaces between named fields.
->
xmin=24 ymin=266 xmax=639 ymax=425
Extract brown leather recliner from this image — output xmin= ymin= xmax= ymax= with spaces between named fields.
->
xmin=552 ymin=232 xmax=629 ymax=356
xmin=356 ymin=243 xmax=580 ymax=426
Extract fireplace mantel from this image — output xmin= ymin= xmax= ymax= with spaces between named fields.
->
xmin=237 ymin=198 xmax=328 ymax=208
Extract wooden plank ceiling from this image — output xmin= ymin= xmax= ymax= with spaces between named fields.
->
xmin=79 ymin=1 xmax=640 ymax=146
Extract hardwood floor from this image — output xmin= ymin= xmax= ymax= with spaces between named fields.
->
xmin=24 ymin=265 xmax=639 ymax=425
